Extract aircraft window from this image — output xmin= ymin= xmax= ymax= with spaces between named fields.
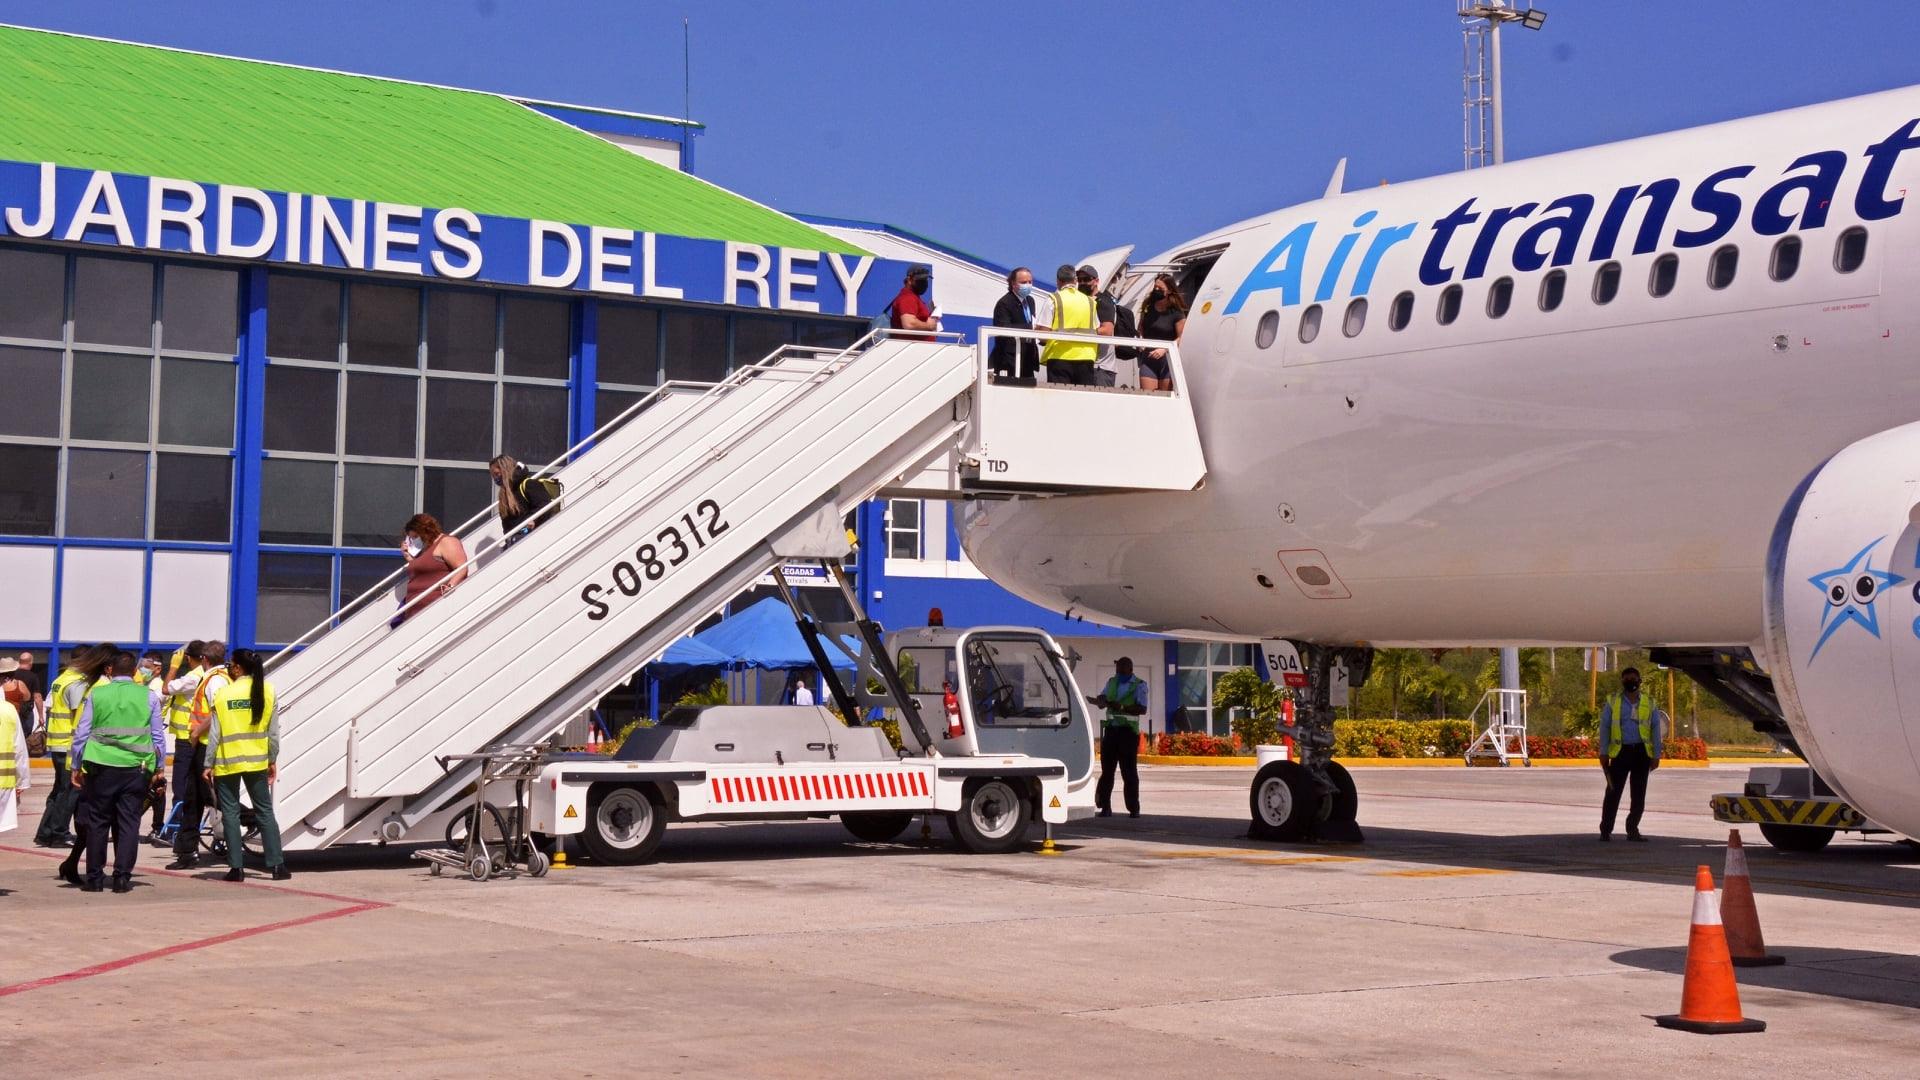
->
xmin=1649 ymin=253 xmax=1679 ymax=298
xmin=1436 ymin=285 xmax=1463 ymax=325
xmin=1342 ymin=298 xmax=1367 ymax=337
xmin=1835 ymin=227 xmax=1868 ymax=273
xmin=1298 ymin=304 xmax=1323 ymax=344
xmin=1592 ymin=261 xmax=1621 ymax=305
xmin=1388 ymin=290 xmax=1414 ymax=331
xmin=1486 ymin=276 xmax=1514 ymax=318
xmin=1255 ymin=310 xmax=1280 ymax=349
xmin=1769 ymin=236 xmax=1801 ymax=281
xmin=1538 ymin=270 xmax=1566 ymax=312
xmin=1707 ymin=244 xmax=1739 ymax=290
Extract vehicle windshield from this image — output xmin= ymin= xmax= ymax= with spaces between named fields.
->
xmin=962 ymin=634 xmax=1073 ymax=725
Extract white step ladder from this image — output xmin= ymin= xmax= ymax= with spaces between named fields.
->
xmin=1464 ymin=688 xmax=1530 ymax=766
xmin=265 ymin=328 xmax=1207 ymax=851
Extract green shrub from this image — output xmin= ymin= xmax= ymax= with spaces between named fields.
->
xmin=1213 ymin=668 xmax=1287 ymax=748
xmin=1332 ymin=719 xmax=1473 ymax=758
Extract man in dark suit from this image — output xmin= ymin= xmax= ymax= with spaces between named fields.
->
xmin=988 ymin=266 xmax=1040 ymax=382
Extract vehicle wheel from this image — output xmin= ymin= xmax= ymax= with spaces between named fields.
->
xmin=526 ymin=850 xmax=550 ymax=878
xmin=467 ymin=855 xmax=491 ymax=881
xmin=429 ymin=862 xmax=443 ymax=877
xmin=951 ymin=780 xmax=1031 ymax=854
xmin=1757 ymin=822 xmax=1835 ymax=853
xmin=1248 ymin=761 xmax=1323 ymax=841
xmin=1322 ymin=761 xmax=1358 ymax=826
xmin=581 ymin=785 xmax=666 ymax=865
xmin=842 ymin=812 xmax=915 ymax=843
xmin=447 ymin=802 xmax=509 ymax=853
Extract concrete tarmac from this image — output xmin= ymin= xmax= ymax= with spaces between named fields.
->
xmin=3 ymin=764 xmax=1916 ymax=1078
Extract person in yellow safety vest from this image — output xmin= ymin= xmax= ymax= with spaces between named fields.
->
xmin=1086 ymin=656 xmax=1149 ymax=818
xmin=69 ymin=650 xmax=166 ymax=892
xmin=1 ymin=657 xmax=33 ymax=838
xmin=168 ymin=641 xmax=226 ymax=869
xmin=33 ymin=643 xmax=112 ymax=848
xmin=158 ymin=641 xmax=206 ymax=845
xmin=1041 ymin=263 xmax=1099 ymax=386
xmin=203 ymin=648 xmax=288 ymax=882
xmin=1597 ymin=666 xmax=1668 ymax=842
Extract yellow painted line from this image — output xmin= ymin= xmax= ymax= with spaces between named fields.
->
xmin=1148 ymin=851 xmax=1364 ymax=867
xmin=1377 ymin=867 xmax=1514 ymax=878
xmin=1151 ymin=849 xmax=1268 ymax=859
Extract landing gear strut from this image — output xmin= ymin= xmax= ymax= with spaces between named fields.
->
xmin=1248 ymin=643 xmax=1368 ymax=843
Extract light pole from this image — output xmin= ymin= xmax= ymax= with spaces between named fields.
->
xmin=1460 ymin=2 xmax=1547 ymax=168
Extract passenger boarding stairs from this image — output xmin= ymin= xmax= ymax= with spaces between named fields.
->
xmin=266 ymin=328 xmax=1206 ymax=850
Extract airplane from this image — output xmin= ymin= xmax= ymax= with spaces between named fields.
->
xmin=960 ymin=84 xmax=1920 ymax=846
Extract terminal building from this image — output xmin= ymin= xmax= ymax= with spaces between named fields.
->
xmin=0 ymin=24 xmax=1247 ymax=737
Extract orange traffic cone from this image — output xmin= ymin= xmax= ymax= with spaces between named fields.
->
xmin=1722 ymin=830 xmax=1784 ymax=967
xmin=1655 ymin=866 xmax=1767 ymax=1034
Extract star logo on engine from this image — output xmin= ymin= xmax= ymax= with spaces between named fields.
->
xmin=1808 ymin=537 xmax=1905 ymax=660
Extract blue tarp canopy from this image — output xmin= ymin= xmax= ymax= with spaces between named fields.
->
xmin=689 ymin=596 xmax=858 ymax=670
xmin=654 ymin=636 xmax=733 ymax=671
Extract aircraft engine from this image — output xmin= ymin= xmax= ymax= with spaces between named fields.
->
xmin=1762 ymin=421 xmax=1920 ymax=841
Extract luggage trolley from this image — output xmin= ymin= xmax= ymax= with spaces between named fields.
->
xmin=415 ymin=745 xmax=553 ymax=881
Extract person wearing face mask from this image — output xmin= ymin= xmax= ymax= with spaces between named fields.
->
xmin=393 ymin=513 xmax=470 ymax=627
xmin=988 ymin=266 xmax=1041 ymax=381
xmin=1597 ymin=666 xmax=1667 ymax=842
xmin=1137 ymin=273 xmax=1187 ymax=392
xmin=1040 ymin=264 xmax=1098 ymax=385
xmin=889 ymin=265 xmax=940 ymax=342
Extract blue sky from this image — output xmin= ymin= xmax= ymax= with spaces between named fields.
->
xmin=5 ymin=1 xmax=1919 ymax=266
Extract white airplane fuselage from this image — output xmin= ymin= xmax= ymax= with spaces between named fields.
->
xmin=965 ymin=87 xmax=1920 ymax=651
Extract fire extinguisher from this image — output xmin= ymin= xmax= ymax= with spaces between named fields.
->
xmin=943 ymin=680 xmax=964 ymax=740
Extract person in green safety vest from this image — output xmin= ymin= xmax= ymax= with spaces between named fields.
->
xmin=1597 ymin=666 xmax=1667 ymax=842
xmin=204 ymin=648 xmax=289 ymax=882
xmin=1087 ymin=656 xmax=1149 ymax=818
xmin=69 ymin=650 xmax=166 ymax=892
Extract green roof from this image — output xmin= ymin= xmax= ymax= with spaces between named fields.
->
xmin=0 ymin=25 xmax=860 ymax=254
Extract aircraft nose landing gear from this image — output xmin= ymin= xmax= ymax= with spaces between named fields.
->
xmin=1247 ymin=644 xmax=1367 ymax=844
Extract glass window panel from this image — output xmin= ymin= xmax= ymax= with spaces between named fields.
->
xmin=1486 ymin=277 xmax=1514 ymax=318
xmin=0 ymin=247 xmax=66 ymax=341
xmin=263 ymin=365 xmax=338 ymax=453
xmin=65 ymin=448 xmax=148 ymax=539
xmin=341 ymin=462 xmax=415 ymax=548
xmin=1708 ymin=245 xmax=1739 ymax=290
xmin=422 ymin=467 xmax=493 ymax=532
xmin=664 ymin=311 xmax=728 ymax=381
xmin=503 ymin=296 xmax=571 ymax=379
xmin=1770 ymin=236 xmax=1802 ymax=282
xmin=348 ymin=283 xmax=419 ymax=368
xmin=501 ymin=383 xmax=568 ymax=466
xmin=153 ymin=453 xmax=231 ymax=542
xmin=1437 ymin=284 xmax=1463 ymax=325
xmin=732 ymin=316 xmax=794 ymax=368
xmin=596 ymin=304 xmax=659 ymax=385
xmin=266 ymin=274 xmax=340 ymax=361
xmin=256 ymin=552 xmax=333 ymax=645
xmin=1297 ymin=304 xmax=1322 ymax=343
xmin=1649 ymin=253 xmax=1679 ymax=298
xmin=1388 ymin=290 xmax=1414 ymax=331
xmin=595 ymin=389 xmax=645 ymax=431
xmin=0 ymin=345 xmax=62 ymax=438
xmin=157 ymin=358 xmax=236 ymax=448
xmin=161 ymin=265 xmax=239 ymax=354
xmin=1254 ymin=311 xmax=1279 ymax=350
xmin=72 ymin=257 xmax=153 ymax=347
xmin=1539 ymin=270 xmax=1567 ymax=312
xmin=1592 ymin=261 xmax=1622 ymax=305
xmin=69 ymin=351 xmax=151 ymax=443
xmin=1209 ymin=642 xmax=1232 ymax=666
xmin=258 ymin=458 xmax=335 ymax=546
xmin=344 ymin=372 xmax=418 ymax=458
xmin=1342 ymin=297 xmax=1368 ymax=337
xmin=1229 ymin=644 xmax=1255 ymax=665
xmin=0 ymin=444 xmax=58 ymax=535
xmin=425 ymin=378 xmax=495 ymax=461
xmin=794 ymin=318 xmax=861 ymax=350
xmin=338 ymin=555 xmax=396 ymax=613
xmin=1176 ymin=642 xmax=1207 ymax=668
xmin=426 ymin=290 xmax=496 ymax=373
xmin=1835 ymin=227 xmax=1868 ymax=273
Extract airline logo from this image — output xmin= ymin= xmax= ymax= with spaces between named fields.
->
xmin=1225 ymin=118 xmax=1920 ymax=315
xmin=1806 ymin=537 xmax=1904 ymax=660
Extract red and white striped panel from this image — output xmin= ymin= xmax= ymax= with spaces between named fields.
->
xmin=708 ymin=769 xmax=931 ymax=806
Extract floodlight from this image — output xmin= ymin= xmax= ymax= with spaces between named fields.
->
xmin=1521 ymin=9 xmax=1547 ymax=30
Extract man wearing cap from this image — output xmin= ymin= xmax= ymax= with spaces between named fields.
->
xmin=890 ymin=264 xmax=940 ymax=342
xmin=1087 ymin=657 xmax=1149 ymax=817
xmin=1 ymin=657 xmax=32 ymax=839
xmin=1041 ymin=264 xmax=1098 ymax=385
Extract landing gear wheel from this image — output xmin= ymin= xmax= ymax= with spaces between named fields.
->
xmin=526 ymin=850 xmax=550 ymax=877
xmin=1249 ymin=760 xmax=1324 ymax=842
xmin=950 ymin=780 xmax=1031 ymax=854
xmin=842 ymin=812 xmax=914 ymax=843
xmin=467 ymin=854 xmax=491 ymax=882
xmin=1323 ymin=761 xmax=1358 ymax=826
xmin=581 ymin=786 xmax=666 ymax=865
xmin=1757 ymin=822 xmax=1835 ymax=853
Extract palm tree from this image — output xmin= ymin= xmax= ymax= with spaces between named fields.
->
xmin=1371 ymin=648 xmax=1425 ymax=719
